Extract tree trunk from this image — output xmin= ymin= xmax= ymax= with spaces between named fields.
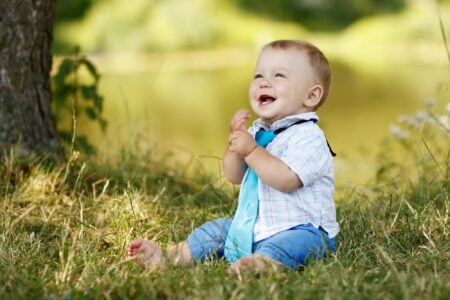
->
xmin=0 ymin=0 xmax=60 ymax=159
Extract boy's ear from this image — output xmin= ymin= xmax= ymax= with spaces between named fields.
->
xmin=304 ymin=85 xmax=323 ymax=108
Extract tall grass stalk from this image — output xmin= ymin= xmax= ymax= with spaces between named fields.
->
xmin=438 ymin=10 xmax=450 ymax=64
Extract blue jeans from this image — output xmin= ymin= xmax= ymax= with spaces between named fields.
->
xmin=186 ymin=218 xmax=336 ymax=270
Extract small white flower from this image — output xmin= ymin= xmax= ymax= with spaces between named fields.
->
xmin=389 ymin=125 xmax=410 ymax=140
xmin=71 ymin=151 xmax=80 ymax=161
xmin=397 ymin=115 xmax=409 ymax=123
xmin=415 ymin=110 xmax=428 ymax=121
xmin=424 ymin=98 xmax=437 ymax=107
xmin=438 ymin=115 xmax=449 ymax=130
xmin=407 ymin=110 xmax=431 ymax=128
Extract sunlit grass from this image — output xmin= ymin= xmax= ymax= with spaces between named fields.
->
xmin=1 ymin=104 xmax=449 ymax=299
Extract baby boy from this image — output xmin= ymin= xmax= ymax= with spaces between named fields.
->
xmin=128 ymin=40 xmax=339 ymax=273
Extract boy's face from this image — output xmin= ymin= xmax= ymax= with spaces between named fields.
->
xmin=249 ymin=47 xmax=318 ymax=124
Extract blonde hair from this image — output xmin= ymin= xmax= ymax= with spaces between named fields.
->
xmin=262 ymin=40 xmax=331 ymax=107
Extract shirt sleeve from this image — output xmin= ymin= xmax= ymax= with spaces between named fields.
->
xmin=277 ymin=127 xmax=332 ymax=187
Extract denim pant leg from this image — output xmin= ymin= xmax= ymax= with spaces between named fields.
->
xmin=253 ymin=224 xmax=336 ymax=270
xmin=187 ymin=218 xmax=232 ymax=262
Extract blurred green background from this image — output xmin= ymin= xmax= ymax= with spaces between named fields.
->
xmin=53 ymin=0 xmax=450 ymax=186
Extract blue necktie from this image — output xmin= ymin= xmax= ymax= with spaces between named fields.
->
xmin=224 ymin=129 xmax=277 ymax=263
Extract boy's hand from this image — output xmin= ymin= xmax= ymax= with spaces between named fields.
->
xmin=229 ymin=130 xmax=258 ymax=157
xmin=230 ymin=109 xmax=251 ymax=133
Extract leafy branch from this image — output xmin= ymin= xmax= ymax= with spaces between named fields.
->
xmin=52 ymin=47 xmax=107 ymax=155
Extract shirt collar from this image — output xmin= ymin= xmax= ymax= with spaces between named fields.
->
xmin=252 ymin=112 xmax=319 ymax=131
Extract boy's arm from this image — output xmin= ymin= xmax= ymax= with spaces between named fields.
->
xmin=223 ymin=147 xmax=247 ymax=184
xmin=229 ymin=130 xmax=302 ymax=193
xmin=223 ymin=109 xmax=251 ymax=184
xmin=245 ymin=146 xmax=302 ymax=192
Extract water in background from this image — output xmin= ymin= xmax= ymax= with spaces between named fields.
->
xmin=74 ymin=51 xmax=450 ymax=188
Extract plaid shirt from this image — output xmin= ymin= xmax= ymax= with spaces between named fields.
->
xmin=243 ymin=112 xmax=339 ymax=241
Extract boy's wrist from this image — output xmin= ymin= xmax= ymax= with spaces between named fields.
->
xmin=244 ymin=144 xmax=259 ymax=159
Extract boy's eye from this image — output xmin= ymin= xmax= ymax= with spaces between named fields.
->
xmin=253 ymin=74 xmax=263 ymax=79
xmin=275 ymin=73 xmax=285 ymax=78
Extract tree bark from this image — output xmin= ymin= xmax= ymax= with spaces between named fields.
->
xmin=0 ymin=0 xmax=60 ymax=159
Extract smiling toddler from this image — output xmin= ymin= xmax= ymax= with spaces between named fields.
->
xmin=128 ymin=40 xmax=339 ymax=274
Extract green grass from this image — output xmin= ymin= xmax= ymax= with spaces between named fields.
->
xmin=1 ymin=106 xmax=449 ymax=299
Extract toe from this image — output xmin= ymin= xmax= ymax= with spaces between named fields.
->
xmin=129 ymin=238 xmax=144 ymax=249
xmin=128 ymin=238 xmax=145 ymax=257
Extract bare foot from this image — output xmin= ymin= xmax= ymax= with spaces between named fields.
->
xmin=228 ymin=254 xmax=285 ymax=275
xmin=128 ymin=238 xmax=166 ymax=269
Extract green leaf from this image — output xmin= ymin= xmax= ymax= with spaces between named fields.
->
xmin=99 ymin=118 xmax=108 ymax=131
xmin=85 ymin=107 xmax=97 ymax=120
xmin=58 ymin=130 xmax=73 ymax=143
xmin=94 ymin=94 xmax=104 ymax=111
xmin=81 ymin=85 xmax=96 ymax=101
xmin=52 ymin=50 xmax=107 ymax=156
xmin=80 ymin=57 xmax=100 ymax=81
xmin=57 ymin=58 xmax=76 ymax=78
xmin=74 ymin=135 xmax=97 ymax=155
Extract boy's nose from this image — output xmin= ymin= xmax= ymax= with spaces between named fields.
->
xmin=259 ymin=79 xmax=271 ymax=88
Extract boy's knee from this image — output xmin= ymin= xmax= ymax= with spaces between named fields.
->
xmin=187 ymin=218 xmax=232 ymax=262
xmin=253 ymin=225 xmax=335 ymax=269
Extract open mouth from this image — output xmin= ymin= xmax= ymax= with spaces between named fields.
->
xmin=258 ymin=94 xmax=276 ymax=105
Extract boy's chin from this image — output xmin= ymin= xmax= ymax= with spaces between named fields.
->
xmin=260 ymin=116 xmax=278 ymax=125
xmin=254 ymin=109 xmax=284 ymax=124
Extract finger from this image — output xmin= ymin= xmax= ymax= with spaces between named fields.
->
xmin=236 ymin=110 xmax=251 ymax=122
xmin=235 ymin=118 xmax=247 ymax=130
xmin=231 ymin=109 xmax=246 ymax=123
xmin=229 ymin=131 xmax=245 ymax=140
xmin=232 ymin=114 xmax=247 ymax=127
xmin=234 ymin=129 xmax=250 ymax=138
xmin=231 ymin=109 xmax=250 ymax=127
xmin=239 ymin=111 xmax=251 ymax=128
xmin=235 ymin=108 xmax=249 ymax=117
xmin=228 ymin=133 xmax=237 ymax=142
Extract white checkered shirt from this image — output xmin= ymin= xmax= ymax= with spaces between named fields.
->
xmin=242 ymin=112 xmax=339 ymax=241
